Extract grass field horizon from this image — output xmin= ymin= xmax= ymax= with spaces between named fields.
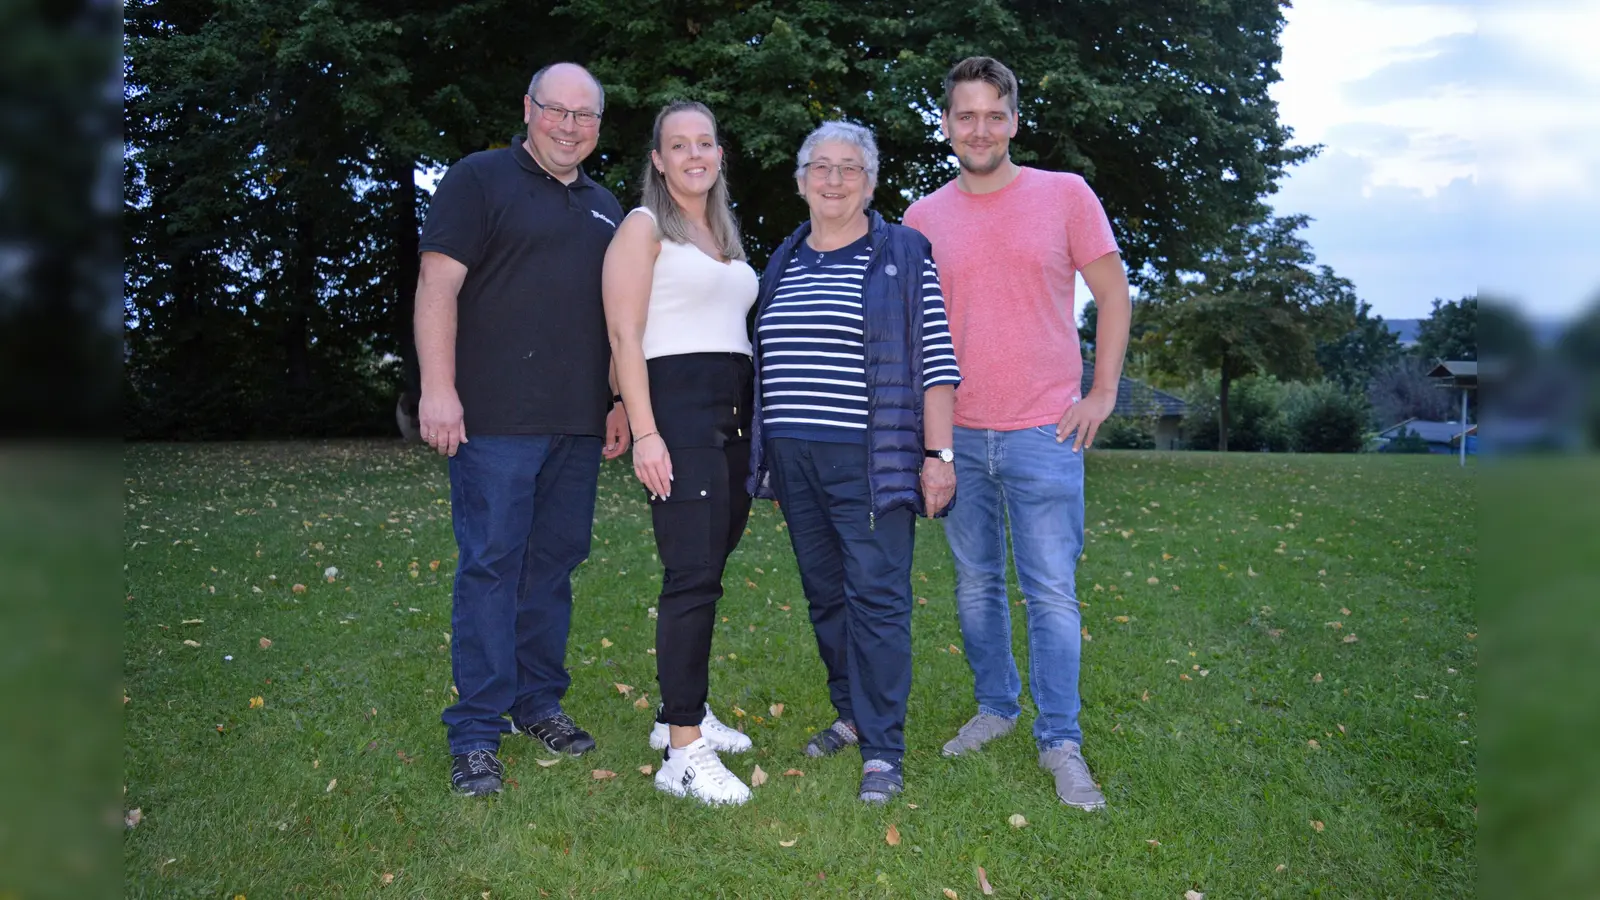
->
xmin=123 ymin=442 xmax=1476 ymax=898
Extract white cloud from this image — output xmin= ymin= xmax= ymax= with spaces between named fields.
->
xmin=1272 ymin=0 xmax=1600 ymax=319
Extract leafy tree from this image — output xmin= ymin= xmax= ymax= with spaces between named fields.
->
xmin=1316 ymin=296 xmax=1400 ymax=394
xmin=1414 ymin=294 xmax=1477 ymax=362
xmin=1149 ymin=213 xmax=1352 ymax=450
xmin=1180 ymin=374 xmax=1290 ymax=452
xmin=125 ymin=0 xmax=1311 ymax=438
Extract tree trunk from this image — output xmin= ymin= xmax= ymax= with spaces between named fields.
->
xmin=1218 ymin=364 xmax=1232 ymax=452
xmin=284 ymin=211 xmax=316 ymax=397
xmin=387 ymin=153 xmax=422 ymax=439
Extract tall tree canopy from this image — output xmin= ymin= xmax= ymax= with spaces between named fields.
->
xmin=124 ymin=0 xmax=1308 ymax=438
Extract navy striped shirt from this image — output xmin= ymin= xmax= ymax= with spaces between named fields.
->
xmin=757 ymin=234 xmax=961 ymax=443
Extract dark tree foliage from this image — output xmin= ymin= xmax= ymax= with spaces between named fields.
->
xmin=1316 ymin=296 xmax=1401 ymax=394
xmin=1414 ymin=294 xmax=1477 ymax=363
xmin=0 ymin=1 xmax=122 ymax=436
xmin=125 ymin=0 xmax=1307 ymax=438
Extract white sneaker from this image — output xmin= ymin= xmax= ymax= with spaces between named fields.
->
xmin=653 ymin=737 xmax=752 ymax=806
xmin=649 ymin=704 xmax=753 ymax=753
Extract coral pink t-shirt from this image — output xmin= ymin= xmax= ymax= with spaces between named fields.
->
xmin=903 ymin=167 xmax=1119 ymax=431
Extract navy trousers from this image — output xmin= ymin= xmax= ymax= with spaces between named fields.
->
xmin=766 ymin=438 xmax=915 ymax=765
xmin=441 ymin=434 xmax=601 ymax=754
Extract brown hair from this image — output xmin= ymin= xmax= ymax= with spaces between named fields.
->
xmin=640 ymin=100 xmax=746 ymax=261
xmin=941 ymin=56 xmax=1019 ymax=115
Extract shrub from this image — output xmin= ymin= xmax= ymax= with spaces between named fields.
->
xmin=1181 ymin=375 xmax=1290 ymax=451
xmin=1095 ymin=414 xmax=1157 ymax=450
xmin=1283 ymin=381 xmax=1370 ymax=453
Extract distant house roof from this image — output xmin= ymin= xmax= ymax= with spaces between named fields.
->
xmin=1081 ymin=371 xmax=1188 ymax=418
xmin=1376 ymin=418 xmax=1475 ymax=444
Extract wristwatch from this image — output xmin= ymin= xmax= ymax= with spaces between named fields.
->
xmin=925 ymin=448 xmax=954 ymax=463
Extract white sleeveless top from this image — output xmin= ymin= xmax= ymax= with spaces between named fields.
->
xmin=632 ymin=206 xmax=758 ymax=360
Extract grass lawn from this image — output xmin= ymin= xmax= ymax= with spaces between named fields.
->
xmin=122 ymin=443 xmax=1476 ymax=898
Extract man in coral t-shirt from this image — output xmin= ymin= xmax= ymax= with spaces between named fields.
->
xmin=903 ymin=56 xmax=1132 ymax=811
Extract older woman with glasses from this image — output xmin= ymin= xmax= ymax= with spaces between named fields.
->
xmin=747 ymin=120 xmax=961 ymax=803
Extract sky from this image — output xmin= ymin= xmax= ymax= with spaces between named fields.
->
xmin=1269 ymin=0 xmax=1600 ymax=321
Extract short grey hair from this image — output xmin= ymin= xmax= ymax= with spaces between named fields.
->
xmin=527 ymin=62 xmax=606 ymax=114
xmin=794 ymin=120 xmax=880 ymax=195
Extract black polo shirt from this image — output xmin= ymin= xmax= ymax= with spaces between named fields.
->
xmin=419 ymin=139 xmax=623 ymax=436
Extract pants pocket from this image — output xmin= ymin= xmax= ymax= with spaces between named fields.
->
xmin=650 ymin=475 xmax=715 ymax=570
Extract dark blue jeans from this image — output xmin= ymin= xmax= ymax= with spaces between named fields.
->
xmin=441 ymin=434 xmax=602 ymax=754
xmin=767 ymin=438 xmax=915 ymax=766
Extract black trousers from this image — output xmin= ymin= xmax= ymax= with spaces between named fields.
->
xmin=646 ymin=353 xmax=754 ymax=726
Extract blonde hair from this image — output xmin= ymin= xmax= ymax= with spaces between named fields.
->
xmin=640 ymin=100 xmax=746 ymax=261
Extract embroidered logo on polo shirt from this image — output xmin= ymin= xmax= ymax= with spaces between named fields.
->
xmin=590 ymin=209 xmax=617 ymax=228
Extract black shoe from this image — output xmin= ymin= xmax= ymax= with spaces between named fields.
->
xmin=514 ymin=711 xmax=597 ymax=756
xmin=451 ymin=749 xmax=504 ymax=796
xmin=804 ymin=719 xmax=858 ymax=758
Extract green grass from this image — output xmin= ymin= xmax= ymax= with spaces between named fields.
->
xmin=122 ymin=443 xmax=1476 ymax=898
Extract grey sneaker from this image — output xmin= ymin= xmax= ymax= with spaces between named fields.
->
xmin=1039 ymin=742 xmax=1106 ymax=810
xmin=941 ymin=713 xmax=1017 ymax=757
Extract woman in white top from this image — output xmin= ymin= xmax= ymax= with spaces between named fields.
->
xmin=602 ymin=100 xmax=759 ymax=806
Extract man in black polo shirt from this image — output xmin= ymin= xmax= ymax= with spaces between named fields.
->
xmin=415 ymin=62 xmax=629 ymax=796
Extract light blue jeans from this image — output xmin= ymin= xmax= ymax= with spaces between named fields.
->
xmin=945 ymin=424 xmax=1086 ymax=749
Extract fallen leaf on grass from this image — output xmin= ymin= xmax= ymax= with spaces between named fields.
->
xmin=1179 ymin=673 xmax=1192 ymax=681
xmin=638 ymin=765 xmax=653 ymax=776
xmin=769 ymin=703 xmax=784 ymax=717
xmin=1337 ymin=723 xmax=1346 ymax=735
xmin=1342 ymin=634 xmax=1359 ymax=644
xmin=1275 ymin=864 xmax=1288 ymax=873
xmin=1307 ymin=739 xmax=1321 ymax=750
xmin=258 ymin=637 xmax=272 ymax=649
xmin=182 ymin=639 xmax=201 ymax=648
xmin=325 ymin=778 xmax=337 ymax=792
xmin=535 ymin=758 xmax=561 ymax=768
xmin=976 ymin=866 xmax=994 ymax=895
xmin=1340 ymin=607 xmax=1351 ymax=616
xmin=125 ymin=808 xmax=142 ymax=828
xmin=592 ymin=769 xmax=618 ymax=780
xmin=1312 ymin=672 xmax=1323 ymax=683
xmin=1114 ymin=615 xmax=1130 ymax=623
xmin=1310 ymin=819 xmax=1324 ymax=832
xmin=613 ymin=683 xmax=632 ymax=695
xmin=783 ymin=768 xmax=804 ymax=777
xmin=1008 ymin=813 xmax=1028 ymax=828
xmin=779 ymin=838 xmax=797 ymax=847
xmin=1141 ymin=690 xmax=1151 ymax=702
xmin=600 ymin=638 xmax=613 ymax=648
xmin=943 ymin=890 xmax=958 ymax=899
xmin=380 ymin=873 xmax=394 ymax=886
xmin=633 ymin=695 xmax=651 ymax=710
xmin=429 ymin=559 xmax=440 ymax=571
xmin=948 ymin=644 xmax=962 ymax=655
xmin=181 ymin=618 xmax=204 ymax=625
xmin=249 ymin=696 xmax=264 ymax=709
xmin=1146 ymin=577 xmax=1159 ymax=585
xmin=750 ymin=765 xmax=768 ymax=787
xmin=1185 ymin=892 xmax=1204 ymax=900
xmin=292 ymin=584 xmax=307 ymax=594
xmin=1247 ymin=567 xmax=1259 ymax=577
xmin=885 ymin=824 xmax=901 ymax=846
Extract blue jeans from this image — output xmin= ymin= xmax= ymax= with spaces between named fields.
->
xmin=944 ymin=425 xmax=1086 ymax=749
xmin=441 ymin=434 xmax=602 ymax=754
xmin=766 ymin=438 xmax=915 ymax=766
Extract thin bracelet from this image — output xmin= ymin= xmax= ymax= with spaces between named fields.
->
xmin=633 ymin=431 xmax=660 ymax=443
